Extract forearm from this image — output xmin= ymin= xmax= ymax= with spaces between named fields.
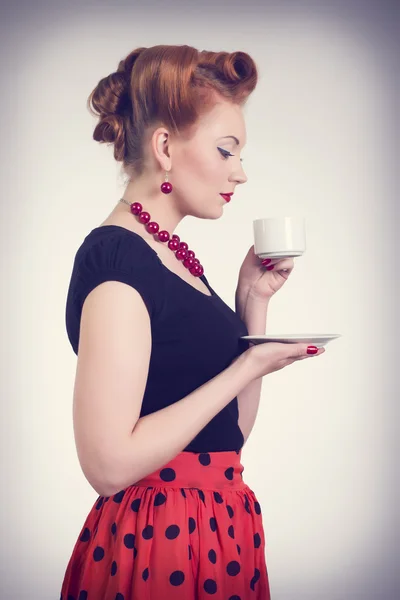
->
xmin=103 ymin=351 xmax=253 ymax=496
xmin=236 ymin=291 xmax=269 ymax=443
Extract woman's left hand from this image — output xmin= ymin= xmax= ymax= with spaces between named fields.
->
xmin=237 ymin=244 xmax=295 ymax=302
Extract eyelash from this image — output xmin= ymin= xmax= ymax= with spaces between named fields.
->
xmin=217 ymin=147 xmax=243 ymax=162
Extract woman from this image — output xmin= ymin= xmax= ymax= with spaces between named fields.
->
xmin=60 ymin=44 xmax=324 ymax=600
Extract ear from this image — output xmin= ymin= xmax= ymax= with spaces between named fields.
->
xmin=151 ymin=127 xmax=172 ymax=172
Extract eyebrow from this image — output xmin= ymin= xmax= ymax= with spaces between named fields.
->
xmin=218 ymin=135 xmax=240 ymax=145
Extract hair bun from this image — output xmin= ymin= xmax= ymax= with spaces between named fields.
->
xmin=87 ymin=47 xmax=148 ymax=161
xmin=87 ymin=71 xmax=129 ymax=162
xmin=88 ymin=70 xmax=129 ymax=119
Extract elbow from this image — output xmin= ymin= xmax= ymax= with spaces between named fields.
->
xmin=81 ymin=467 xmax=119 ymax=498
xmin=89 ymin=473 xmax=133 ymax=498
xmin=81 ymin=446 xmax=136 ymax=498
xmin=76 ymin=434 xmax=139 ymax=497
xmin=79 ymin=456 xmax=128 ymax=498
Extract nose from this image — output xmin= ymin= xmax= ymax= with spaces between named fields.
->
xmin=229 ymin=164 xmax=248 ymax=186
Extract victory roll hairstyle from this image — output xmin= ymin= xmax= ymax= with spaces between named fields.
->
xmin=87 ymin=44 xmax=258 ymax=177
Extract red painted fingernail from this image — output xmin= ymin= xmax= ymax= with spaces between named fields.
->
xmin=266 ymin=264 xmax=274 ymax=270
xmin=307 ymin=346 xmax=318 ymax=355
xmin=262 ymin=259 xmax=272 ymax=265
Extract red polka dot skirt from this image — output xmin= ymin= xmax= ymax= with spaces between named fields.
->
xmin=60 ymin=450 xmax=271 ymax=599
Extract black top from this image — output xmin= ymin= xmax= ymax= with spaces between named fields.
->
xmin=65 ymin=225 xmax=249 ymax=452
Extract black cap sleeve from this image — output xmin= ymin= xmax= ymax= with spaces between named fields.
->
xmin=66 ymin=231 xmax=164 ymax=354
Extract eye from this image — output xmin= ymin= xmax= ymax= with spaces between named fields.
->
xmin=217 ymin=147 xmax=244 ymax=162
xmin=217 ymin=147 xmax=233 ymax=159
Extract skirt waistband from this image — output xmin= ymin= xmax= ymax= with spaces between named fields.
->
xmin=134 ymin=450 xmax=246 ymax=491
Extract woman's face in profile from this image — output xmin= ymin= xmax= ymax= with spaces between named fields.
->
xmin=170 ymin=100 xmax=248 ymax=220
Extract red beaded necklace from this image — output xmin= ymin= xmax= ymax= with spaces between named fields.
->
xmin=119 ymin=173 xmax=204 ymax=277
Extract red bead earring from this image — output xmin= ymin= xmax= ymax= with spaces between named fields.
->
xmin=160 ymin=171 xmax=173 ymax=194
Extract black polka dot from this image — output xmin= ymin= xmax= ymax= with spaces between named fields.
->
xmin=208 ymin=549 xmax=217 ymax=564
xmin=254 ymin=533 xmax=261 ymax=548
xmin=199 ymin=453 xmax=211 ymax=466
xmin=93 ymin=546 xmax=105 ymax=561
xmin=209 ymin=517 xmax=217 ymax=532
xmin=104 ymin=496 xmax=110 ymax=502
xmin=115 ymin=594 xmax=124 ymax=600
xmin=111 ymin=522 xmax=117 ymax=536
xmin=95 ymin=497 xmax=104 ymax=510
xmin=225 ymin=467 xmax=234 ymax=480
xmin=111 ymin=561 xmax=117 ymax=576
xmin=250 ymin=568 xmax=261 ymax=591
xmin=142 ymin=567 xmax=149 ymax=581
xmin=197 ymin=489 xmax=206 ymax=504
xmin=204 ymin=579 xmax=217 ymax=594
xmin=78 ymin=592 xmax=88 ymax=600
xmin=228 ymin=525 xmax=235 ymax=539
xmin=181 ymin=488 xmax=187 ymax=498
xmin=154 ymin=492 xmax=167 ymax=506
xmin=189 ymin=517 xmax=196 ymax=534
xmin=67 ymin=596 xmax=74 ymax=600
xmin=229 ymin=596 xmax=242 ymax=600
xmin=244 ymin=497 xmax=251 ymax=514
xmin=227 ymin=561 xmax=241 ymax=576
xmin=124 ymin=533 xmax=135 ymax=549
xmin=160 ymin=468 xmax=176 ymax=482
xmin=227 ymin=505 xmax=234 ymax=518
xmin=188 ymin=544 xmax=192 ymax=560
xmin=113 ymin=490 xmax=125 ymax=504
xmin=142 ymin=525 xmax=154 ymax=540
xmin=170 ymin=571 xmax=185 ymax=586
xmin=134 ymin=547 xmax=138 ymax=559
xmin=255 ymin=501 xmax=261 ymax=514
xmin=80 ymin=527 xmax=90 ymax=542
xmin=165 ymin=525 xmax=180 ymax=540
xmin=237 ymin=544 xmax=241 ymax=555
xmin=213 ymin=492 xmax=223 ymax=504
xmin=131 ymin=498 xmax=141 ymax=512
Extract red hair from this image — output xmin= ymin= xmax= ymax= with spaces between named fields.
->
xmin=87 ymin=44 xmax=258 ymax=177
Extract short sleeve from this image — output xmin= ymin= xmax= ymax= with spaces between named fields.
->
xmin=65 ymin=231 xmax=164 ymax=354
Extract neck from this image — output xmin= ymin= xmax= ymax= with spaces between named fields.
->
xmin=115 ymin=176 xmax=185 ymax=235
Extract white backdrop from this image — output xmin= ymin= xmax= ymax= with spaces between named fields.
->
xmin=1 ymin=0 xmax=398 ymax=598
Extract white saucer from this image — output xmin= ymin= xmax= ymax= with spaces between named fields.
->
xmin=257 ymin=250 xmax=304 ymax=259
xmin=240 ymin=334 xmax=341 ymax=348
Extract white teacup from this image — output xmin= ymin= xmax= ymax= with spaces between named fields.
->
xmin=253 ymin=217 xmax=306 ymax=259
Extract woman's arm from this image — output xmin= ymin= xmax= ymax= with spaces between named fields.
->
xmin=74 ymin=280 xmax=256 ymax=498
xmin=235 ymin=289 xmax=269 ymax=444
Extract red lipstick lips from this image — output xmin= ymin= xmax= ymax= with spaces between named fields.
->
xmin=220 ymin=193 xmax=233 ymax=203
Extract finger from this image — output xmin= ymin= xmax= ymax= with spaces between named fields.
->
xmin=261 ymin=257 xmax=294 ymax=267
xmin=261 ymin=258 xmax=294 ymax=272
xmin=285 ymin=344 xmax=325 ymax=359
xmin=296 ymin=346 xmax=326 ymax=360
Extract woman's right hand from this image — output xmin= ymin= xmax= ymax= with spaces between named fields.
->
xmin=244 ymin=342 xmax=325 ymax=379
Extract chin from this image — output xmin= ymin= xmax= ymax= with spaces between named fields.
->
xmin=211 ymin=208 xmax=224 ymax=220
xmin=202 ymin=210 xmax=223 ymax=221
xmin=207 ymin=203 xmax=225 ymax=220
xmin=191 ymin=204 xmax=224 ymax=220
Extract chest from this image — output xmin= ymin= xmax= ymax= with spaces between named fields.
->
xmin=154 ymin=246 xmax=212 ymax=296
xmin=99 ymin=217 xmax=212 ymax=297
